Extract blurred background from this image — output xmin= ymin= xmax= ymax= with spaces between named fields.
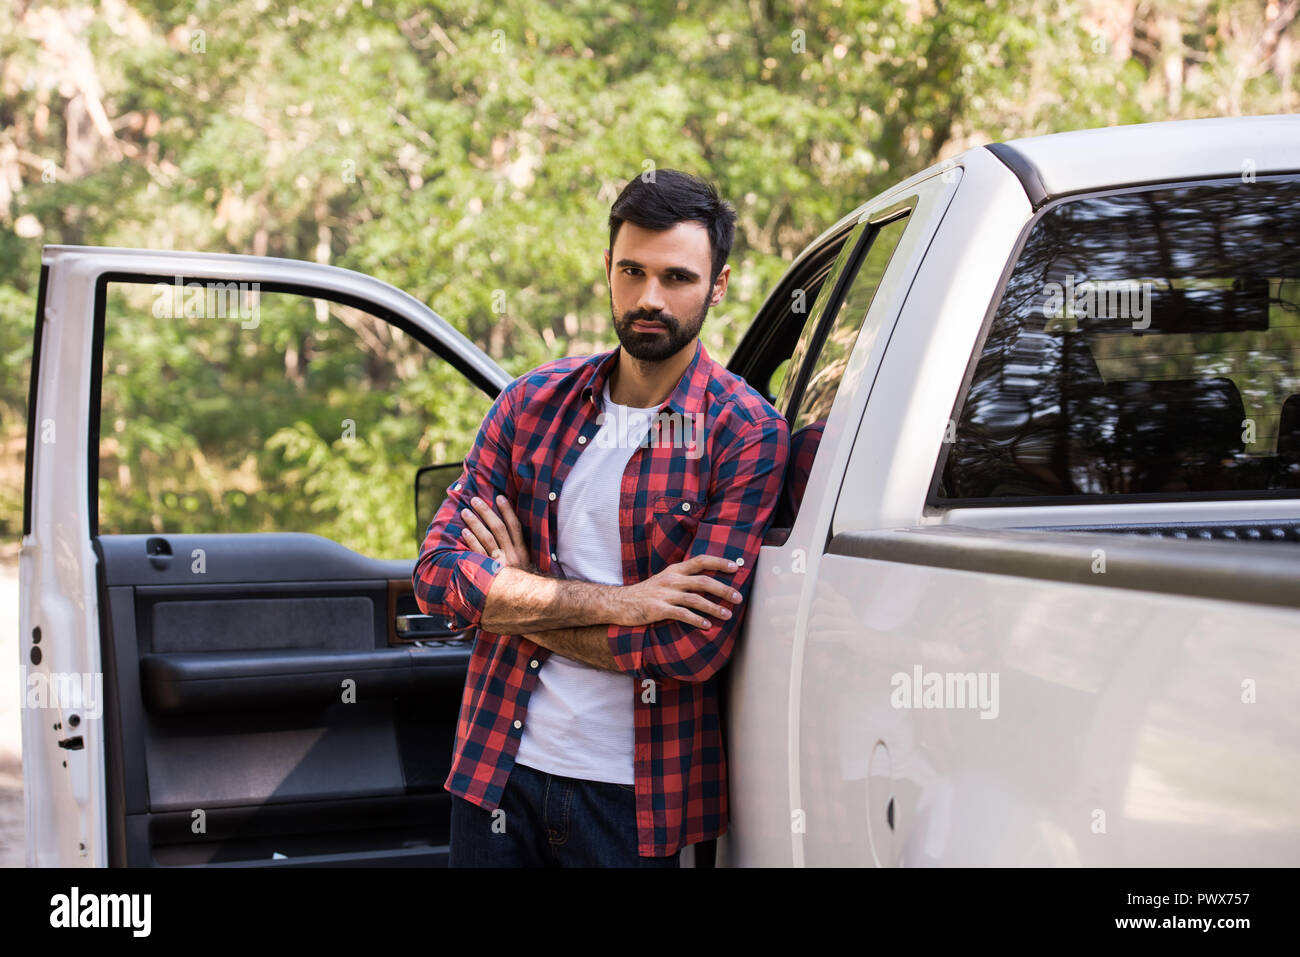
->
xmin=0 ymin=0 xmax=1297 ymax=864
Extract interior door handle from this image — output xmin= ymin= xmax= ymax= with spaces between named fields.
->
xmin=146 ymin=536 xmax=173 ymax=571
xmin=395 ymin=614 xmax=465 ymax=639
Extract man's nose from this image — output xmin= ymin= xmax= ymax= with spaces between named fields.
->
xmin=637 ymin=277 xmax=667 ymax=313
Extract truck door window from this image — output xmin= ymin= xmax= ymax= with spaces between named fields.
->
xmin=789 ymin=213 xmax=910 ymax=434
xmin=774 ymin=221 xmax=871 ymax=417
xmin=936 ymin=176 xmax=1300 ymax=503
xmin=96 ymin=283 xmax=491 ymax=557
xmin=779 ymin=213 xmax=910 ymax=519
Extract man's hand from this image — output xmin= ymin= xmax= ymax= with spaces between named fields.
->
xmin=459 ymin=494 xmax=534 ymax=573
xmin=618 ymin=554 xmax=742 ymax=629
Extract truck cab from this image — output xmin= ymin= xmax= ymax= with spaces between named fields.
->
xmin=722 ymin=113 xmax=1300 ymax=866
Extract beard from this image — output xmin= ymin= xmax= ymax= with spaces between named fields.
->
xmin=610 ymin=289 xmax=710 ymax=362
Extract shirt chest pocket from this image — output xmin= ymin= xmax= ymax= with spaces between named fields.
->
xmin=647 ymin=495 xmax=706 ymax=570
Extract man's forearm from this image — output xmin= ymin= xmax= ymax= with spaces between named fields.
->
xmin=523 ymin=625 xmax=620 ymax=672
xmin=479 ymin=566 xmax=627 ymax=634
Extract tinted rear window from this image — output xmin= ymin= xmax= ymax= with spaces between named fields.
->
xmin=938 ymin=177 xmax=1300 ymax=502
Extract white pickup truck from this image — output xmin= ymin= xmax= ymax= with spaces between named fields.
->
xmin=720 ymin=113 xmax=1300 ymax=867
xmin=20 ymin=113 xmax=1299 ymax=866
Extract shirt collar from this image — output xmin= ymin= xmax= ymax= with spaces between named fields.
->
xmin=580 ymin=339 xmax=711 ymax=416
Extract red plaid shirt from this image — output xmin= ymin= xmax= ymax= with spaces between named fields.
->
xmin=413 ymin=340 xmax=789 ymax=856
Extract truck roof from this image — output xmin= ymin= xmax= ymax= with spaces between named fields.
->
xmin=990 ymin=113 xmax=1299 ymax=208
xmin=792 ymin=113 xmax=1298 ymax=269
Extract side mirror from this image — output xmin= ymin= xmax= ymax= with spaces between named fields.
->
xmin=414 ymin=462 xmax=465 ymax=549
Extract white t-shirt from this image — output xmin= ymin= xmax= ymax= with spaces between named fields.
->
xmin=513 ymin=380 xmax=659 ymax=784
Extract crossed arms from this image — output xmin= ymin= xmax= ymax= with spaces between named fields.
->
xmin=455 ymin=493 xmax=741 ymax=672
xmin=412 ymin=381 xmax=790 ymax=683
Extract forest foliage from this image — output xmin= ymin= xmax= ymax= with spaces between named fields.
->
xmin=2 ymin=0 xmax=1296 ymax=555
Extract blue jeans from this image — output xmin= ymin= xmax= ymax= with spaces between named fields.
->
xmin=448 ymin=761 xmax=680 ymax=868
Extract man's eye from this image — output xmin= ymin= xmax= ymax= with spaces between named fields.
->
xmin=621 ymin=268 xmax=691 ymax=281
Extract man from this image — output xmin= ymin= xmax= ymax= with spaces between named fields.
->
xmin=413 ymin=169 xmax=790 ymax=866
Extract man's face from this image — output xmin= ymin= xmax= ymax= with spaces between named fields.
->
xmin=605 ymin=220 xmax=728 ymax=363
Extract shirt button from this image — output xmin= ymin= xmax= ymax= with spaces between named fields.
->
xmin=513 ymin=719 xmax=522 ymax=729
xmin=530 ymin=659 xmax=540 ymax=669
xmin=682 ymin=502 xmax=691 ymax=512
xmin=578 ymin=435 xmax=587 ymax=444
xmin=548 ymin=491 xmax=557 ymax=501
xmin=735 ymin=557 xmax=745 ymax=566
xmin=550 ymin=551 xmax=557 ymax=561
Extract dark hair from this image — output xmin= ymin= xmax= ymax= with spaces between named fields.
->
xmin=608 ymin=169 xmax=737 ymax=287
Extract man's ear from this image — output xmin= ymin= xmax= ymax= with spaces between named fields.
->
xmin=604 ymin=249 xmax=611 ymax=280
xmin=709 ymin=263 xmax=730 ymax=306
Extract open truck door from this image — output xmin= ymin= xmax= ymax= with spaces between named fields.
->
xmin=21 ymin=247 xmax=509 ymax=866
